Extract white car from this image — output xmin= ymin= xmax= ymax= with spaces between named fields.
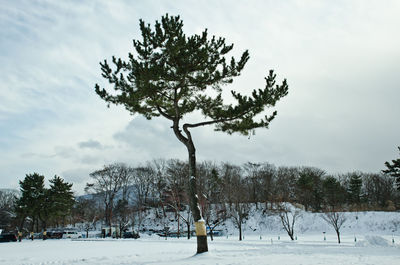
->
xmin=62 ymin=231 xmax=81 ymax=239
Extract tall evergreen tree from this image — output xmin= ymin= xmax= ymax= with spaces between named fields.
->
xmin=15 ymin=174 xmax=75 ymax=231
xmin=48 ymin=176 xmax=75 ymax=225
xmin=347 ymin=173 xmax=363 ymax=205
xmin=95 ymin=14 xmax=288 ymax=253
xmin=382 ymin=146 xmax=400 ymax=190
xmin=322 ymin=176 xmax=346 ymax=209
xmin=296 ymin=167 xmax=324 ymax=211
xmin=15 ymin=173 xmax=46 ymax=232
xmin=296 ymin=172 xmax=313 ymax=211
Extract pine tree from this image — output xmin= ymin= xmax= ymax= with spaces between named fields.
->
xmin=322 ymin=176 xmax=346 ymax=209
xmin=296 ymin=167 xmax=324 ymax=211
xmin=348 ymin=173 xmax=363 ymax=205
xmin=296 ymin=172 xmax=313 ymax=211
xmin=15 ymin=174 xmax=74 ymax=231
xmin=48 ymin=176 xmax=75 ymax=225
xmin=95 ymin=14 xmax=288 ymax=253
xmin=382 ymin=146 xmax=400 ymax=190
xmin=15 ymin=173 xmax=46 ymax=232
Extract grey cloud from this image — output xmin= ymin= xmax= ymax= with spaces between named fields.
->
xmin=20 ymin=152 xmax=56 ymax=159
xmin=80 ymin=155 xmax=102 ymax=165
xmin=113 ymin=116 xmax=187 ymax=161
xmin=20 ymin=146 xmax=75 ymax=160
xmin=78 ymin=139 xmax=104 ymax=150
xmin=60 ymin=167 xmax=93 ymax=195
xmin=53 ymin=146 xmax=76 ymax=159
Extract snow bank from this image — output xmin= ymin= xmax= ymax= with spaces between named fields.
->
xmin=74 ymin=204 xmax=400 ymax=240
xmin=356 ymin=235 xmax=391 ymax=247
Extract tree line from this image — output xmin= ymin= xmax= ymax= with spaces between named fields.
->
xmin=1 ymin=157 xmax=398 ymax=237
xmin=0 ymin=173 xmax=74 ymax=234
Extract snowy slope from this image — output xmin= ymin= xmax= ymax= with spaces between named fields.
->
xmin=136 ymin=205 xmax=400 ymax=240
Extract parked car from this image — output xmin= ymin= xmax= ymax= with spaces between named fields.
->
xmin=62 ymin=231 xmax=81 ymax=239
xmin=33 ymin=232 xmax=42 ymax=239
xmin=47 ymin=231 xmax=63 ymax=239
xmin=123 ymin=231 xmax=140 ymax=239
xmin=0 ymin=233 xmax=17 ymax=242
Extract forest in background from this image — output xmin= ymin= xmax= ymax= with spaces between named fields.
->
xmin=1 ymin=158 xmax=399 ymax=240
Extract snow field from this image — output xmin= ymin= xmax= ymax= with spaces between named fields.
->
xmin=2 ymin=209 xmax=399 ymax=264
xmin=0 ymin=234 xmax=399 ymax=265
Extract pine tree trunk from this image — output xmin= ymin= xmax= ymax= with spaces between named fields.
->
xmin=173 ymin=120 xmax=208 ymax=253
xmin=188 ymin=144 xmax=208 ymax=253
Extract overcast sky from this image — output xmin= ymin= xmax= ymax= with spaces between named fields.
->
xmin=1 ymin=0 xmax=399 ymax=194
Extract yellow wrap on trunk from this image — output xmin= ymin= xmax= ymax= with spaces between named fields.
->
xmin=194 ymin=220 xmax=207 ymax=236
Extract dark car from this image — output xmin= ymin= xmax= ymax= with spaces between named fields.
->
xmin=123 ymin=231 xmax=140 ymax=239
xmin=47 ymin=231 xmax=63 ymax=239
xmin=0 ymin=233 xmax=17 ymax=242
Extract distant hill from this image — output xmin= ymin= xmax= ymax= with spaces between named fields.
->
xmin=0 ymin=189 xmax=19 ymax=196
xmin=76 ymin=185 xmax=138 ymax=205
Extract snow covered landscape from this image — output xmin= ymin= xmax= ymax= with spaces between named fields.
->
xmin=2 ymin=1 xmax=400 ymax=265
xmin=1 ymin=210 xmax=399 ymax=265
xmin=1 ymin=233 xmax=399 ymax=265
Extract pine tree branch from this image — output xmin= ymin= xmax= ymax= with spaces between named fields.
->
xmin=156 ymin=105 xmax=174 ymax=120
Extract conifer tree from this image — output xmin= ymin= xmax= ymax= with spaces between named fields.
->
xmin=382 ymin=146 xmax=400 ymax=190
xmin=322 ymin=176 xmax=346 ymax=209
xmin=296 ymin=167 xmax=324 ymax=211
xmin=48 ymin=176 xmax=75 ymax=225
xmin=15 ymin=173 xmax=46 ymax=231
xmin=348 ymin=173 xmax=363 ymax=205
xmin=95 ymin=14 xmax=288 ymax=253
xmin=15 ymin=174 xmax=74 ymax=231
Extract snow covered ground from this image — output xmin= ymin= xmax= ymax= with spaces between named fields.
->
xmin=2 ymin=209 xmax=399 ymax=264
xmin=0 ymin=233 xmax=399 ymax=265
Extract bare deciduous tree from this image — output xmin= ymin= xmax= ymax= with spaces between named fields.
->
xmin=203 ymin=203 xmax=226 ymax=241
xmin=259 ymin=163 xmax=276 ymax=209
xmin=243 ymin=162 xmax=262 ymax=208
xmin=149 ymin=159 xmax=168 ymax=218
xmin=278 ymin=203 xmax=302 ymax=240
xmin=322 ymin=210 xmax=347 ymax=244
xmin=224 ymin=164 xmax=250 ymax=241
xmin=132 ymin=166 xmax=154 ymax=208
xmin=197 ymin=161 xmax=226 ymax=241
xmin=274 ymin=166 xmax=298 ymax=204
xmin=0 ymin=190 xmax=17 ymax=231
xmin=230 ymin=202 xmax=250 ymax=241
xmin=85 ymin=163 xmax=129 ymax=229
xmin=73 ymin=198 xmax=100 ymax=238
